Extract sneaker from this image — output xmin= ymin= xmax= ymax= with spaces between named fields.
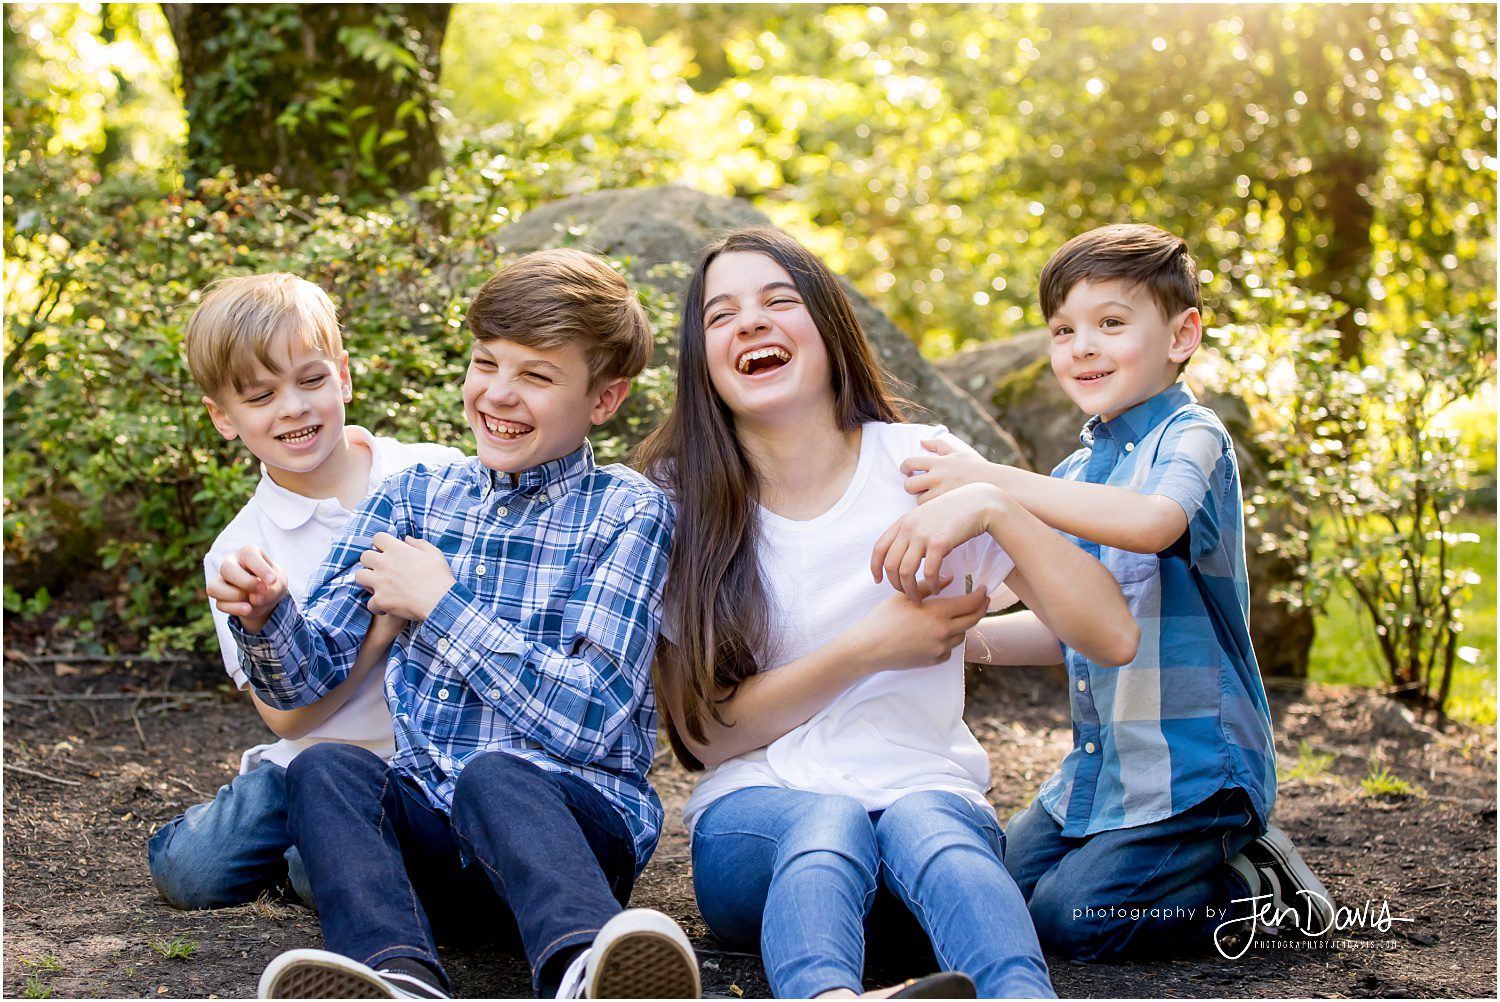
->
xmin=1228 ymin=825 xmax=1336 ymax=934
xmin=881 ymin=971 xmax=978 ymax=998
xmin=553 ymin=908 xmax=701 ymax=999
xmin=257 ymin=949 xmax=449 ymax=1000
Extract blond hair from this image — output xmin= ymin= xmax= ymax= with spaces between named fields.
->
xmin=184 ymin=274 xmax=342 ymax=399
xmin=466 ymin=249 xmax=652 ymax=386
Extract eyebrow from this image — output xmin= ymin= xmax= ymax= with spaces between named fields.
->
xmin=703 ymin=281 xmax=801 ymax=315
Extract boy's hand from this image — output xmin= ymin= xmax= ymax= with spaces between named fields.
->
xmin=900 ymin=438 xmax=1008 ymax=503
xmin=355 ymin=533 xmax=455 ymax=622
xmin=208 ymin=544 xmax=288 ymax=634
xmin=871 ymin=483 xmax=1005 ymax=599
xmin=854 ymin=588 xmax=991 ymax=670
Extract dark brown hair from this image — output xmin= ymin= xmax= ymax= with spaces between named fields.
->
xmin=1038 ymin=223 xmax=1202 ymax=322
xmin=635 ymin=227 xmax=903 ymax=755
xmin=467 ymin=248 xmax=651 ymax=385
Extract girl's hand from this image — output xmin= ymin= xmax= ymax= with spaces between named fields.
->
xmin=856 ymin=588 xmax=991 ymax=670
xmin=871 ymin=483 xmax=1006 ymax=599
xmin=900 ymin=438 xmax=1006 ymax=503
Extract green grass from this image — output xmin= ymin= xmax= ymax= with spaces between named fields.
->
xmin=20 ymin=975 xmax=52 ymax=999
xmin=1307 ymin=513 xmax=1496 ymax=726
xmin=146 ymin=935 xmax=197 ymax=961
xmin=1361 ymin=762 xmax=1424 ymax=799
xmin=1277 ymin=739 xmax=1336 ymax=785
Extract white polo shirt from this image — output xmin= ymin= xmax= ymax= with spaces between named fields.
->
xmin=204 ymin=426 xmax=465 ymax=772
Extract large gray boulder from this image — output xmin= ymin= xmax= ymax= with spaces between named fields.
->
xmin=935 ymin=333 xmax=1314 ymax=678
xmin=493 ymin=186 xmax=1027 ymax=467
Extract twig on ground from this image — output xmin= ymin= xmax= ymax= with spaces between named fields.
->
xmin=130 ymin=694 xmax=149 ymax=751
xmin=4 ymin=762 xmax=85 ymax=787
xmin=3 ymin=651 xmax=198 ymax=666
xmin=168 ymin=775 xmax=209 ymax=799
xmin=2 ymin=691 xmax=217 ymax=703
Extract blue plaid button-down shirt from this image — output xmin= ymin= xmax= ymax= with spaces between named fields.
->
xmin=1037 ymin=383 xmax=1276 ymax=837
xmin=231 ymin=442 xmax=673 ymax=866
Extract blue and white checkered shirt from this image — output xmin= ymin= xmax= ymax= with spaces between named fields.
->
xmin=1037 ymin=383 xmax=1277 ymax=838
xmin=231 ymin=442 xmax=673 ymax=866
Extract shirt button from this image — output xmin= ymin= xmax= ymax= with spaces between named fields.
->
xmin=1084 ymin=741 xmax=1097 ymax=754
xmin=438 ymin=687 xmax=450 ymax=700
xmin=489 ymin=688 xmax=501 ymax=699
xmin=496 ymin=505 xmax=509 ymax=517
xmin=437 ymin=638 xmax=450 ymax=654
xmin=1077 ymin=679 xmax=1087 ymax=692
xmin=271 ymin=673 xmax=285 ymax=681
xmin=476 ymin=564 xmax=486 ymax=577
xmin=1124 ymin=441 xmax=1134 ymax=452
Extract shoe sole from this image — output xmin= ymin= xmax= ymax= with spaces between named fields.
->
xmin=1248 ymin=827 xmax=1336 ymax=932
xmin=258 ymin=949 xmax=398 ymax=999
xmin=591 ymin=929 xmax=700 ymax=999
xmin=891 ymin=972 xmax=979 ymax=998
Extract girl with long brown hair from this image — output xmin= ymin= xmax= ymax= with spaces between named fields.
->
xmin=638 ymin=228 xmax=1136 ymax=999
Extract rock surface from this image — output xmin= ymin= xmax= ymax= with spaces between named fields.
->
xmin=936 ymin=331 xmax=1315 ymax=678
xmin=494 ymin=186 xmax=1027 ymax=467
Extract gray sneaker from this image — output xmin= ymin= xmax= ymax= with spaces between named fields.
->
xmin=1228 ymin=825 xmax=1336 ymax=934
xmin=257 ymin=949 xmax=449 ymax=1000
xmin=553 ymin=908 xmax=701 ymax=999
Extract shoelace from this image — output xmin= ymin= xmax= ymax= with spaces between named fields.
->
xmin=553 ymin=948 xmax=593 ymax=999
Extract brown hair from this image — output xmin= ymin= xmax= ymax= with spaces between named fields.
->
xmin=635 ymin=227 xmax=904 ymax=756
xmin=1039 ymin=223 xmax=1202 ymax=322
xmin=184 ymin=273 xmax=342 ymax=399
xmin=467 ymin=248 xmax=652 ymax=386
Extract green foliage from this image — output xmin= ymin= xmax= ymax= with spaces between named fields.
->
xmin=20 ymin=975 xmax=52 ymax=999
xmin=146 ymin=935 xmax=197 ymax=961
xmin=1277 ymin=739 xmax=1335 ymax=785
xmin=1361 ymin=761 xmax=1422 ymax=799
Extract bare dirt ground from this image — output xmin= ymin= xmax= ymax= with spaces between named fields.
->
xmin=3 ymin=642 xmax=1495 ymax=1000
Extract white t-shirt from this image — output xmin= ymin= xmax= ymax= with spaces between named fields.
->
xmin=205 ymin=426 xmax=466 ymax=773
xmin=681 ymin=421 xmax=1017 ymax=832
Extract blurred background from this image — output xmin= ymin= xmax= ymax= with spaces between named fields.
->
xmin=4 ymin=3 xmax=1495 ymax=723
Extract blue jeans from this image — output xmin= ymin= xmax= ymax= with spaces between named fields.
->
xmin=693 ymin=787 xmax=1055 ymax=999
xmin=147 ymin=761 xmax=314 ymax=909
xmin=284 ymin=743 xmax=637 ymax=996
xmin=1003 ymin=788 xmax=1259 ymax=961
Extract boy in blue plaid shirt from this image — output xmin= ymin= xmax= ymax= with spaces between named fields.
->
xmin=212 ymin=250 xmax=700 ymax=1000
xmin=889 ymin=224 xmax=1333 ymax=961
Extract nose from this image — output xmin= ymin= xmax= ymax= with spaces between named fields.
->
xmin=277 ymin=388 xmax=312 ymax=420
xmin=733 ymin=302 xmax=771 ymax=338
xmin=1071 ymin=327 xmax=1100 ymax=359
xmin=483 ymin=377 xmax=521 ymax=407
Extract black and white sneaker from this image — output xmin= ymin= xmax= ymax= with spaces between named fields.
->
xmin=257 ymin=949 xmax=449 ymax=1000
xmin=553 ymin=908 xmax=701 ymax=999
xmin=1227 ymin=825 xmax=1336 ymax=934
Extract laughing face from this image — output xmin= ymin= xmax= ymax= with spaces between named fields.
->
xmin=204 ymin=331 xmax=353 ymax=480
xmin=701 ymin=251 xmax=835 ymax=430
xmin=1047 ymin=278 xmax=1201 ymax=422
xmin=462 ymin=338 xmax=627 ymax=474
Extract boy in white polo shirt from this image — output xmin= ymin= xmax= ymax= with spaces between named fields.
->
xmin=147 ymin=273 xmax=464 ymax=909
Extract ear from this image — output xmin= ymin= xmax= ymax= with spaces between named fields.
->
xmin=588 ymin=377 xmax=632 ymax=426
xmin=336 ymin=351 xmax=353 ymax=403
xmin=1167 ymin=308 xmax=1203 ymax=365
xmin=203 ymin=395 xmax=240 ymax=441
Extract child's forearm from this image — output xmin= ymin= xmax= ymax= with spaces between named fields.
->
xmin=983 ymin=492 xmax=1139 ymax=667
xmin=247 ymin=614 xmax=402 ymax=738
xmin=984 ymin=465 xmax=1187 ymax=554
xmin=966 ymin=611 xmax=1065 ymax=666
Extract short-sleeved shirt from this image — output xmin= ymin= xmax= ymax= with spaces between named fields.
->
xmin=204 ymin=426 xmax=465 ymax=773
xmin=681 ymin=422 xmax=1018 ymax=832
xmin=1037 ymin=383 xmax=1276 ymax=837
xmin=230 ymin=442 xmax=674 ymax=867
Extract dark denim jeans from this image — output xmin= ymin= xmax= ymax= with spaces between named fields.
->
xmin=285 ymin=743 xmax=636 ymax=995
xmin=1003 ymin=787 xmax=1259 ymax=962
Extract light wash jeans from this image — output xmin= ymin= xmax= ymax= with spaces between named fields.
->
xmin=147 ymin=760 xmax=313 ymax=909
xmin=692 ymin=786 xmax=1056 ymax=999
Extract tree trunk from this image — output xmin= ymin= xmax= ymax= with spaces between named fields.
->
xmin=161 ymin=3 xmax=449 ymax=199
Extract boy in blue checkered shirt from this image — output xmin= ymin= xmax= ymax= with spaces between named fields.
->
xmin=211 ymin=250 xmax=700 ymax=1000
xmin=884 ymin=224 xmax=1333 ymax=961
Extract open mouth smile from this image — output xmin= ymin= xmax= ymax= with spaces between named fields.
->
xmin=482 ymin=414 xmax=533 ymax=439
xmin=1074 ymin=370 xmax=1114 ymax=383
xmin=736 ymin=346 xmax=792 ymax=375
xmin=276 ymin=426 xmax=320 ymax=445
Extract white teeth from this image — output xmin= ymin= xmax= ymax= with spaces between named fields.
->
xmin=736 ymin=346 xmax=791 ymax=373
xmin=278 ymin=427 xmax=318 ymax=443
xmin=483 ymin=415 xmax=531 ymax=438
